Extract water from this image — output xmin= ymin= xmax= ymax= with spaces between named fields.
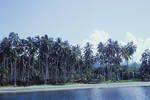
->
xmin=0 ymin=86 xmax=150 ymax=100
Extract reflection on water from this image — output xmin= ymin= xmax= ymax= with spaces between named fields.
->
xmin=0 ymin=86 xmax=150 ymax=100
xmin=90 ymin=88 xmax=102 ymax=100
xmin=119 ymin=87 xmax=146 ymax=100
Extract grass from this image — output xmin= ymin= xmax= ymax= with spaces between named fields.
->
xmin=100 ymin=80 xmax=139 ymax=84
xmin=0 ymin=80 xmax=142 ymax=88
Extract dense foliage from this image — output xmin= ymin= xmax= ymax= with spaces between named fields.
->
xmin=140 ymin=49 xmax=150 ymax=81
xmin=0 ymin=32 xmax=148 ymax=86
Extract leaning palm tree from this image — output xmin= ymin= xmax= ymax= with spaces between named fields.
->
xmin=122 ymin=42 xmax=136 ymax=66
xmin=121 ymin=42 xmax=136 ymax=80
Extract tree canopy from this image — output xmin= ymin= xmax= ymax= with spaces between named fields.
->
xmin=0 ymin=32 xmax=148 ymax=86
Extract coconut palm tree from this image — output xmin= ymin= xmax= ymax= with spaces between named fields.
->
xmin=140 ymin=49 xmax=150 ymax=80
xmin=8 ymin=32 xmax=20 ymax=86
xmin=83 ymin=42 xmax=94 ymax=82
xmin=122 ymin=42 xmax=136 ymax=66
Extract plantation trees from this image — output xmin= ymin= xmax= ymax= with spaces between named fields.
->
xmin=0 ymin=32 xmax=139 ymax=86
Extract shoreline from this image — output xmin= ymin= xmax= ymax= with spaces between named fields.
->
xmin=0 ymin=82 xmax=150 ymax=94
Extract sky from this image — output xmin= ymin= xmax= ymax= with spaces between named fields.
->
xmin=0 ymin=0 xmax=150 ymax=62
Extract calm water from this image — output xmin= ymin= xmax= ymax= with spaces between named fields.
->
xmin=0 ymin=86 xmax=150 ymax=100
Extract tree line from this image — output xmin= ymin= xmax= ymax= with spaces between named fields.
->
xmin=0 ymin=32 xmax=149 ymax=86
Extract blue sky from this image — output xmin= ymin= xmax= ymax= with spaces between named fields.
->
xmin=0 ymin=0 xmax=150 ymax=62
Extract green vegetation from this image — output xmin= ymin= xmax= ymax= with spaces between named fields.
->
xmin=0 ymin=32 xmax=149 ymax=86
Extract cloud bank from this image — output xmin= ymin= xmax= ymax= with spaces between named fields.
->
xmin=82 ymin=30 xmax=150 ymax=62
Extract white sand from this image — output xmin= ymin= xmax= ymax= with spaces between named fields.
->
xmin=0 ymin=82 xmax=150 ymax=94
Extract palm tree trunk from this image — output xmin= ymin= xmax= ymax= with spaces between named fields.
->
xmin=10 ymin=61 xmax=13 ymax=84
xmin=27 ymin=65 xmax=30 ymax=86
xmin=14 ymin=59 xmax=17 ymax=86
xmin=45 ymin=55 xmax=49 ymax=84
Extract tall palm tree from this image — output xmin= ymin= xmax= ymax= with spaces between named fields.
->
xmin=97 ymin=39 xmax=122 ymax=81
xmin=122 ymin=42 xmax=136 ymax=66
xmin=0 ymin=37 xmax=11 ymax=85
xmin=8 ymin=32 xmax=20 ymax=86
xmin=140 ymin=49 xmax=150 ymax=80
xmin=83 ymin=42 xmax=94 ymax=82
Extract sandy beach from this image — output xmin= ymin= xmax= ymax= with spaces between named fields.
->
xmin=0 ymin=82 xmax=150 ymax=94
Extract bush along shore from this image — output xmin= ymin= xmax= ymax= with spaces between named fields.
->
xmin=0 ymin=32 xmax=149 ymax=86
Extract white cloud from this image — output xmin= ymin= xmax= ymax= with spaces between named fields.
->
xmin=125 ymin=32 xmax=137 ymax=44
xmin=90 ymin=30 xmax=110 ymax=44
xmin=125 ymin=32 xmax=150 ymax=62
xmin=82 ymin=30 xmax=150 ymax=62
xmin=81 ymin=30 xmax=110 ymax=50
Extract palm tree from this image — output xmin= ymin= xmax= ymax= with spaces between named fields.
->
xmin=83 ymin=42 xmax=94 ymax=82
xmin=0 ymin=37 xmax=11 ymax=85
xmin=122 ymin=42 xmax=136 ymax=66
xmin=71 ymin=45 xmax=82 ymax=82
xmin=121 ymin=42 xmax=136 ymax=80
xmin=97 ymin=39 xmax=122 ymax=81
xmin=8 ymin=32 xmax=20 ymax=86
xmin=140 ymin=49 xmax=150 ymax=80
